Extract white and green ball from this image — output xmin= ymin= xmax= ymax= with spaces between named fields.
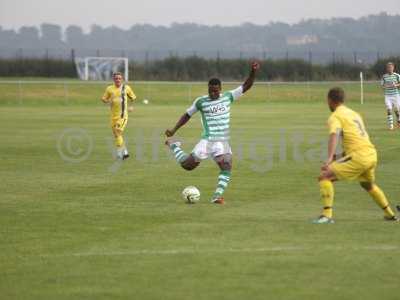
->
xmin=182 ymin=186 xmax=200 ymax=204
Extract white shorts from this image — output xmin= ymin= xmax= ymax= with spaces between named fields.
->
xmin=192 ymin=139 xmax=232 ymax=161
xmin=384 ymin=95 xmax=400 ymax=110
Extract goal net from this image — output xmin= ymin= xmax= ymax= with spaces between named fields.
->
xmin=75 ymin=57 xmax=129 ymax=81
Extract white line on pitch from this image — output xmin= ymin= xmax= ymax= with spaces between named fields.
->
xmin=35 ymin=245 xmax=399 ymax=258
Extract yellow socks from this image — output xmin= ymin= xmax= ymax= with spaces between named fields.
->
xmin=318 ymin=181 xmax=395 ymax=219
xmin=368 ymin=185 xmax=395 ymax=218
xmin=319 ymin=179 xmax=334 ymax=218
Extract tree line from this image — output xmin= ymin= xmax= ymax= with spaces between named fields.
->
xmin=1 ymin=13 xmax=400 ymax=58
xmin=0 ymin=56 xmax=399 ymax=81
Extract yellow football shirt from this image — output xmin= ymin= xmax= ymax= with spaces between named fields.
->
xmin=327 ymin=105 xmax=375 ymax=154
xmin=102 ymin=84 xmax=136 ymax=119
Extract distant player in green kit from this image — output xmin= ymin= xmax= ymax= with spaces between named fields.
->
xmin=381 ymin=62 xmax=400 ymax=130
xmin=165 ymin=62 xmax=260 ymax=204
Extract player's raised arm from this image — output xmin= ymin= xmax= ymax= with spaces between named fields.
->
xmin=242 ymin=61 xmax=260 ymax=93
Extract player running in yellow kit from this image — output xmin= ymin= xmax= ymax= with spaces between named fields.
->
xmin=314 ymin=87 xmax=398 ymax=224
xmin=101 ymin=72 xmax=136 ymax=160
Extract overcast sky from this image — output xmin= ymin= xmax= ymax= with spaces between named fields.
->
xmin=1 ymin=0 xmax=399 ymax=31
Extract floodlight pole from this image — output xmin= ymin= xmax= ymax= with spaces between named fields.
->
xmin=360 ymin=72 xmax=364 ymax=105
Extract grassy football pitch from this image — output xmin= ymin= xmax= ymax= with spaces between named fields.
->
xmin=1 ymin=80 xmax=399 ymax=300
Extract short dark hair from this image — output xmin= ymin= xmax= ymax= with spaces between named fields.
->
xmin=328 ymin=87 xmax=345 ymax=103
xmin=113 ymin=72 xmax=123 ymax=77
xmin=208 ymin=78 xmax=221 ymax=87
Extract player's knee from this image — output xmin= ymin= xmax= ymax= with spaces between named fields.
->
xmin=115 ymin=136 xmax=124 ymax=147
xmin=181 ymin=157 xmax=199 ymax=171
xmin=221 ymin=162 xmax=232 ymax=171
xmin=181 ymin=163 xmax=198 ymax=171
xmin=112 ymin=129 xmax=123 ymax=138
xmin=318 ymin=174 xmax=330 ymax=182
xmin=215 ymin=155 xmax=232 ymax=171
xmin=360 ymin=181 xmax=373 ymax=191
xmin=181 ymin=163 xmax=192 ymax=171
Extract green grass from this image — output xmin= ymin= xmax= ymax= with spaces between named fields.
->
xmin=1 ymin=80 xmax=399 ymax=300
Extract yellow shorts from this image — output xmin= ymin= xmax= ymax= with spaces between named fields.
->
xmin=111 ymin=117 xmax=128 ymax=137
xmin=330 ymin=150 xmax=377 ymax=182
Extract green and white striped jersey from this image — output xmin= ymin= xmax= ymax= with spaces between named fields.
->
xmin=381 ymin=73 xmax=400 ymax=96
xmin=186 ymin=86 xmax=244 ymax=141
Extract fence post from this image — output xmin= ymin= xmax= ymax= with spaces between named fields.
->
xmin=216 ymin=51 xmax=221 ymax=77
xmin=360 ymin=72 xmax=364 ymax=105
xmin=70 ymin=48 xmax=75 ymax=62
xmin=145 ymin=51 xmax=149 ymax=81
xmin=285 ymin=51 xmax=289 ymax=79
xmin=332 ymin=51 xmax=336 ymax=76
xmin=130 ymin=60 xmax=134 ymax=82
xmin=17 ymin=48 xmax=23 ymax=59
xmin=16 ymin=48 xmax=23 ymax=77
xmin=45 ymin=48 xmax=49 ymax=77
xmin=308 ymin=51 xmax=313 ymax=81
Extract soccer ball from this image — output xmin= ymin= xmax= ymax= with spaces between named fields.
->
xmin=143 ymin=99 xmax=149 ymax=105
xmin=182 ymin=186 xmax=200 ymax=204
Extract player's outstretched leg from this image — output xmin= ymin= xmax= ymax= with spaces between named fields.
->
xmin=211 ymin=154 xmax=232 ymax=205
xmin=165 ymin=138 xmax=199 ymax=171
xmin=360 ymin=182 xmax=398 ymax=221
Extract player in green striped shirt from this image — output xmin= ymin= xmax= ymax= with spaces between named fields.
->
xmin=381 ymin=62 xmax=400 ymax=130
xmin=165 ymin=62 xmax=260 ymax=204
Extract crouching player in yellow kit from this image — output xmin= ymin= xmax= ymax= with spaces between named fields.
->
xmin=101 ymin=72 xmax=136 ymax=160
xmin=314 ymin=87 xmax=398 ymax=224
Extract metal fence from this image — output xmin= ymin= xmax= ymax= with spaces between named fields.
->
xmin=1 ymin=48 xmax=399 ymax=65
